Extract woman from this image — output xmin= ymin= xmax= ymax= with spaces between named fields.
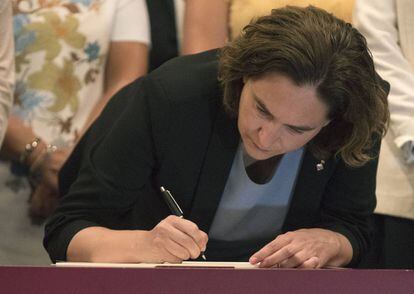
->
xmin=1 ymin=0 xmax=150 ymax=217
xmin=0 ymin=0 xmax=150 ymax=265
xmin=354 ymin=0 xmax=414 ymax=269
xmin=45 ymin=6 xmax=388 ymax=268
xmin=0 ymin=0 xmax=14 ymax=147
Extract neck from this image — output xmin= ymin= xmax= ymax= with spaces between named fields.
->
xmin=243 ymin=152 xmax=283 ymax=184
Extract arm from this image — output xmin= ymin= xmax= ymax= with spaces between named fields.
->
xmin=79 ymin=41 xmax=148 ymax=137
xmin=67 ymin=216 xmax=207 ymax=263
xmin=0 ymin=41 xmax=149 ymax=218
xmin=353 ymin=0 xmax=414 ymax=162
xmin=0 ymin=1 xmax=14 ymax=147
xmin=3 ymin=0 xmax=149 ymax=217
xmin=182 ymin=0 xmax=230 ymax=55
xmin=44 ymin=76 xmax=207 ymax=263
xmin=250 ymin=141 xmax=380 ymax=268
xmin=0 ymin=115 xmax=71 ymax=218
xmin=78 ymin=0 xmax=151 ymax=139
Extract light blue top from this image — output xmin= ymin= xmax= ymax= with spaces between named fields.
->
xmin=208 ymin=144 xmax=304 ymax=241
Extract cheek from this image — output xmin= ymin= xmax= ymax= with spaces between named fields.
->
xmin=283 ymin=129 xmax=321 ymax=149
xmin=239 ymin=109 xmax=259 ymax=134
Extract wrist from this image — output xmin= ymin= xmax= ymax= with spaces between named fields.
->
xmin=72 ymin=228 xmax=152 ymax=263
xmin=118 ymin=230 xmax=161 ymax=263
xmin=25 ymin=140 xmax=48 ymax=168
xmin=19 ymin=137 xmax=42 ymax=166
xmin=28 ymin=143 xmax=59 ymax=188
xmin=132 ymin=230 xmax=159 ymax=262
xmin=329 ymin=231 xmax=353 ymax=266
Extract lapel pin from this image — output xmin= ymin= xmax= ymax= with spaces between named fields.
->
xmin=316 ymin=160 xmax=325 ymax=171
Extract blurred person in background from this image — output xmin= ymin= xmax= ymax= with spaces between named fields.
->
xmin=182 ymin=0 xmax=354 ymax=55
xmin=0 ymin=0 xmax=150 ymax=265
xmin=354 ymin=0 xmax=414 ymax=269
xmin=0 ymin=0 xmax=15 ymax=148
xmin=146 ymin=0 xmax=180 ymax=70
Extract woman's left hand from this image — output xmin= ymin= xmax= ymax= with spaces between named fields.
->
xmin=249 ymin=228 xmax=352 ymax=268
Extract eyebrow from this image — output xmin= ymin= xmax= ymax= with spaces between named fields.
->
xmin=253 ymin=95 xmax=317 ymax=132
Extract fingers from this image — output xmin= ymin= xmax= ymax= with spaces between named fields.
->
xmin=278 ymin=251 xmax=321 ymax=269
xmin=252 ymin=244 xmax=320 ymax=269
xmin=259 ymin=244 xmax=302 ymax=268
xmin=171 ymin=216 xmax=208 ymax=253
xmin=298 ymin=256 xmax=320 ymax=269
xmin=249 ymin=234 xmax=290 ymax=265
xmin=42 ymin=170 xmax=59 ymax=191
xmin=161 ymin=238 xmax=193 ymax=261
xmin=49 ymin=149 xmax=70 ymax=170
xmin=29 ymin=184 xmax=58 ymax=219
xmin=167 ymin=224 xmax=202 ymax=259
xmin=30 ymin=147 xmax=69 ymax=171
xmin=250 ymin=229 xmax=342 ymax=269
xmin=29 ymin=151 xmax=63 ymax=190
xmin=152 ymin=216 xmax=208 ymax=262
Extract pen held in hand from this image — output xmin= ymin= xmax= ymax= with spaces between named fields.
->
xmin=160 ymin=186 xmax=207 ymax=261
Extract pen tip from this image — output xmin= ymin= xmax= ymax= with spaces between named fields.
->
xmin=160 ymin=186 xmax=165 ymax=192
xmin=201 ymin=253 xmax=207 ymax=261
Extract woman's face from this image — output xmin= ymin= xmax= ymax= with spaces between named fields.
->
xmin=238 ymin=73 xmax=330 ymax=160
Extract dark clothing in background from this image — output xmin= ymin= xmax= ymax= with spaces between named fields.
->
xmin=146 ymin=0 xmax=179 ymax=71
xmin=358 ymin=214 xmax=414 ymax=269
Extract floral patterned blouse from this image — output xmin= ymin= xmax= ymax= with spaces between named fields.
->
xmin=1 ymin=0 xmax=150 ymax=192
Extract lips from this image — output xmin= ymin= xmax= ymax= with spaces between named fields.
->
xmin=250 ymin=138 xmax=271 ymax=153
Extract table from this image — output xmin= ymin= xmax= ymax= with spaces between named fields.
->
xmin=1 ymin=265 xmax=413 ymax=294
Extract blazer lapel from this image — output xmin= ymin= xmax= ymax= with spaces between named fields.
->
xmin=282 ymin=149 xmax=334 ymax=231
xmin=188 ymin=107 xmax=239 ymax=232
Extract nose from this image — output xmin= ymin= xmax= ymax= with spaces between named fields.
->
xmin=257 ymin=122 xmax=282 ymax=150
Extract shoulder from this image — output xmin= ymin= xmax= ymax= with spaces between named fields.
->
xmin=147 ymin=49 xmax=221 ymax=103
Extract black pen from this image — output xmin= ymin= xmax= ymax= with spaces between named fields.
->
xmin=160 ymin=186 xmax=207 ymax=260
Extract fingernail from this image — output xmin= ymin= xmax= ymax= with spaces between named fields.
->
xmin=249 ymin=257 xmax=258 ymax=264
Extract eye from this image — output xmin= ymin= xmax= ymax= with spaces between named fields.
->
xmin=287 ymin=126 xmax=304 ymax=135
xmin=256 ymin=103 xmax=269 ymax=116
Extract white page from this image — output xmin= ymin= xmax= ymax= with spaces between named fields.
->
xmin=55 ymin=261 xmax=259 ymax=269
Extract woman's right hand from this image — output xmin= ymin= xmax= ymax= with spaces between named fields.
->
xmin=29 ymin=181 xmax=58 ymax=220
xmin=66 ymin=218 xmax=208 ymax=263
xmin=146 ymin=215 xmax=208 ymax=263
xmin=29 ymin=147 xmax=71 ymax=191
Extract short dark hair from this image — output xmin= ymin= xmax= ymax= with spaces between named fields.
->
xmin=218 ymin=6 xmax=389 ymax=167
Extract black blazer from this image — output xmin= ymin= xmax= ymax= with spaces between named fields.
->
xmin=45 ymin=50 xmax=379 ymax=266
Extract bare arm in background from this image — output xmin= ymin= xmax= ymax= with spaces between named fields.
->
xmin=0 ymin=1 xmax=14 ymax=147
xmin=1 ymin=41 xmax=148 ymax=218
xmin=182 ymin=0 xmax=230 ymax=55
